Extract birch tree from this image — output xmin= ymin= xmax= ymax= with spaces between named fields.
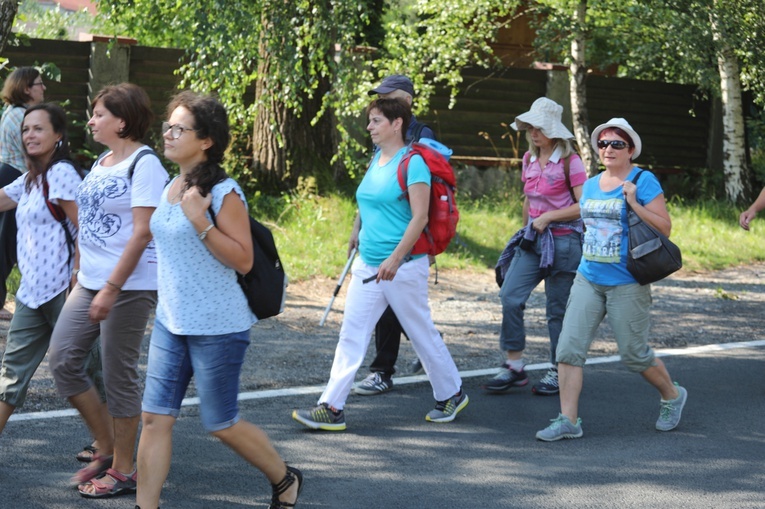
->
xmin=710 ymin=5 xmax=749 ymax=202
xmin=568 ymin=0 xmax=597 ymax=176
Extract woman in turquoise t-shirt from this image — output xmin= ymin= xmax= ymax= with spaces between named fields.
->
xmin=293 ymin=98 xmax=467 ymax=431
xmin=536 ymin=118 xmax=688 ymax=442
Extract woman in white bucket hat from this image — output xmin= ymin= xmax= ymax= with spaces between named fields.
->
xmin=486 ymin=97 xmax=586 ymax=397
xmin=536 ymin=117 xmax=687 ymax=442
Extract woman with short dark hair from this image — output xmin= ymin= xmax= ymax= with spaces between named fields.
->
xmin=49 ymin=83 xmax=169 ymax=497
xmin=293 ymin=98 xmax=467 ymax=431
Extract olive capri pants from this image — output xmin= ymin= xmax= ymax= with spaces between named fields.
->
xmin=555 ymin=273 xmax=657 ymax=373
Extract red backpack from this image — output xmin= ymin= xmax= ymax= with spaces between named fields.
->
xmin=397 ymin=142 xmax=459 ymax=256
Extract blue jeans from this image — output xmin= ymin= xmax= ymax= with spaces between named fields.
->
xmin=142 ymin=319 xmax=250 ymax=432
xmin=498 ymin=232 xmax=581 ymax=364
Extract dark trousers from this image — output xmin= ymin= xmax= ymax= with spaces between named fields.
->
xmin=0 ymin=163 xmax=21 ymax=306
xmin=370 ymin=305 xmax=408 ymax=377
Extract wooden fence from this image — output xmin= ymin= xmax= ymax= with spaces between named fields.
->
xmin=2 ymin=38 xmax=727 ymax=176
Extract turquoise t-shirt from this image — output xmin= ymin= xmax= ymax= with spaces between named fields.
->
xmin=356 ymin=146 xmax=430 ymax=267
xmin=578 ymin=167 xmax=663 ymax=286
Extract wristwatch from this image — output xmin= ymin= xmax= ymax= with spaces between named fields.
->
xmin=198 ymin=223 xmax=214 ymax=241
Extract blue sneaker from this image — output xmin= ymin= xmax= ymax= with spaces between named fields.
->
xmin=656 ymin=384 xmax=687 ymax=431
xmin=536 ymin=413 xmax=583 ymax=442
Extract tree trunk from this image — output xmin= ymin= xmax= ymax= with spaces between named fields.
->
xmin=251 ymin=45 xmax=336 ymax=192
xmin=569 ymin=0 xmax=597 ymax=176
xmin=0 ymin=0 xmax=18 ymax=54
xmin=711 ymin=7 xmax=751 ymax=204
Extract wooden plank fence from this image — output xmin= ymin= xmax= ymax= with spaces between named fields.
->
xmin=2 ymin=38 xmax=721 ymax=177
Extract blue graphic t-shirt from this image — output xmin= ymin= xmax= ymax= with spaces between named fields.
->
xmin=578 ymin=167 xmax=663 ymax=286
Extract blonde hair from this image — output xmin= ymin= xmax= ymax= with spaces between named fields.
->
xmin=525 ymin=131 xmax=576 ymax=159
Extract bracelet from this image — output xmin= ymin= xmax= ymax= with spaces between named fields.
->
xmin=105 ymin=280 xmax=122 ymax=291
xmin=198 ymin=223 xmax=214 ymax=241
xmin=73 ymin=269 xmax=80 ymax=277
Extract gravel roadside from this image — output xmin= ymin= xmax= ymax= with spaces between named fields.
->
xmin=2 ymin=262 xmax=764 ymax=415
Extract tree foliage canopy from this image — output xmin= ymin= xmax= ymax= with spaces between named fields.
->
xmin=97 ymin=0 xmax=517 ymax=187
xmin=530 ymin=0 xmax=765 ymax=106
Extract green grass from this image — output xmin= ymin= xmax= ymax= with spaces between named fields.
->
xmin=261 ymin=194 xmax=765 ymax=282
xmin=668 ymin=199 xmax=765 ymax=272
xmin=5 ymin=196 xmax=765 ymax=304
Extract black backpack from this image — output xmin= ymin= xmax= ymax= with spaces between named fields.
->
xmin=208 ymin=206 xmax=287 ymax=320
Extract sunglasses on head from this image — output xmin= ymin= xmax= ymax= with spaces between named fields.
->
xmin=597 ymin=139 xmax=629 ymax=150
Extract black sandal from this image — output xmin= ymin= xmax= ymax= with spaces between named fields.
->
xmin=76 ymin=445 xmax=98 ymax=463
xmin=269 ymin=465 xmax=303 ymax=509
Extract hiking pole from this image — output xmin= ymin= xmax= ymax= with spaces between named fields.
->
xmin=319 ymin=247 xmax=357 ymax=326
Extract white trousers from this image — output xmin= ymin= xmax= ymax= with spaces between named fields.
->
xmin=319 ymin=256 xmax=462 ymax=409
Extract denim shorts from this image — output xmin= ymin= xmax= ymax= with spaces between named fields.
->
xmin=142 ymin=319 xmax=251 ymax=432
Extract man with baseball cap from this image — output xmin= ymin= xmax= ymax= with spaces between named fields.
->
xmin=347 ymin=74 xmax=436 ymax=396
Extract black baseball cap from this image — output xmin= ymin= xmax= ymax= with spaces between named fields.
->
xmin=368 ymin=75 xmax=415 ymax=97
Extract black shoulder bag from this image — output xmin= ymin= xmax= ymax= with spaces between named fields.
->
xmin=625 ymin=170 xmax=682 ymax=285
xmin=208 ymin=205 xmax=287 ymax=320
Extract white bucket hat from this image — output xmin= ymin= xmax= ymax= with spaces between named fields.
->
xmin=511 ymin=97 xmax=574 ymax=140
xmin=591 ymin=118 xmax=642 ymax=160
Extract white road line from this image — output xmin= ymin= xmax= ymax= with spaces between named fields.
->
xmin=10 ymin=339 xmax=765 ymax=422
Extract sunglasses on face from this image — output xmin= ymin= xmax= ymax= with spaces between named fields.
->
xmin=597 ymin=139 xmax=629 ymax=150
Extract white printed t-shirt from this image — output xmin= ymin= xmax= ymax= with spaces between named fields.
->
xmin=3 ymin=162 xmax=81 ymax=308
xmin=76 ymin=147 xmax=168 ymax=291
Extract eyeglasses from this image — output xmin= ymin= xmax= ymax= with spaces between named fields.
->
xmin=30 ymin=81 xmax=45 ymax=88
xmin=597 ymin=139 xmax=629 ymax=150
xmin=162 ymin=122 xmax=197 ymax=140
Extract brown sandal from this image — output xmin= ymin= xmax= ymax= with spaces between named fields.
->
xmin=269 ymin=465 xmax=303 ymax=509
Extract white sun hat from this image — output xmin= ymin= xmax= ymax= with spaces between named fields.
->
xmin=590 ymin=117 xmax=642 ymax=160
xmin=511 ymin=97 xmax=574 ymax=140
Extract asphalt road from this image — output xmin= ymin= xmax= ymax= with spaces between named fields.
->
xmin=1 ymin=342 xmax=764 ymax=509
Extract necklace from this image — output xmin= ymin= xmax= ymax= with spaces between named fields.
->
xmin=170 ymin=180 xmax=188 ymax=204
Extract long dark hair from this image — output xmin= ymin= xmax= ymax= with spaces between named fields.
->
xmin=166 ymin=91 xmax=229 ymax=196
xmin=22 ymin=103 xmax=82 ymax=192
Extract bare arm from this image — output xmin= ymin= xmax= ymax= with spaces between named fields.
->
xmin=348 ymin=211 xmax=361 ymax=257
xmin=740 ymin=186 xmax=765 ymax=230
xmin=183 ymin=187 xmax=253 ymax=274
xmin=376 ymin=182 xmax=429 ymax=282
xmin=623 ymin=181 xmax=672 ymax=237
xmin=0 ymin=189 xmax=17 ymax=212
xmin=88 ymin=206 xmax=155 ymax=322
